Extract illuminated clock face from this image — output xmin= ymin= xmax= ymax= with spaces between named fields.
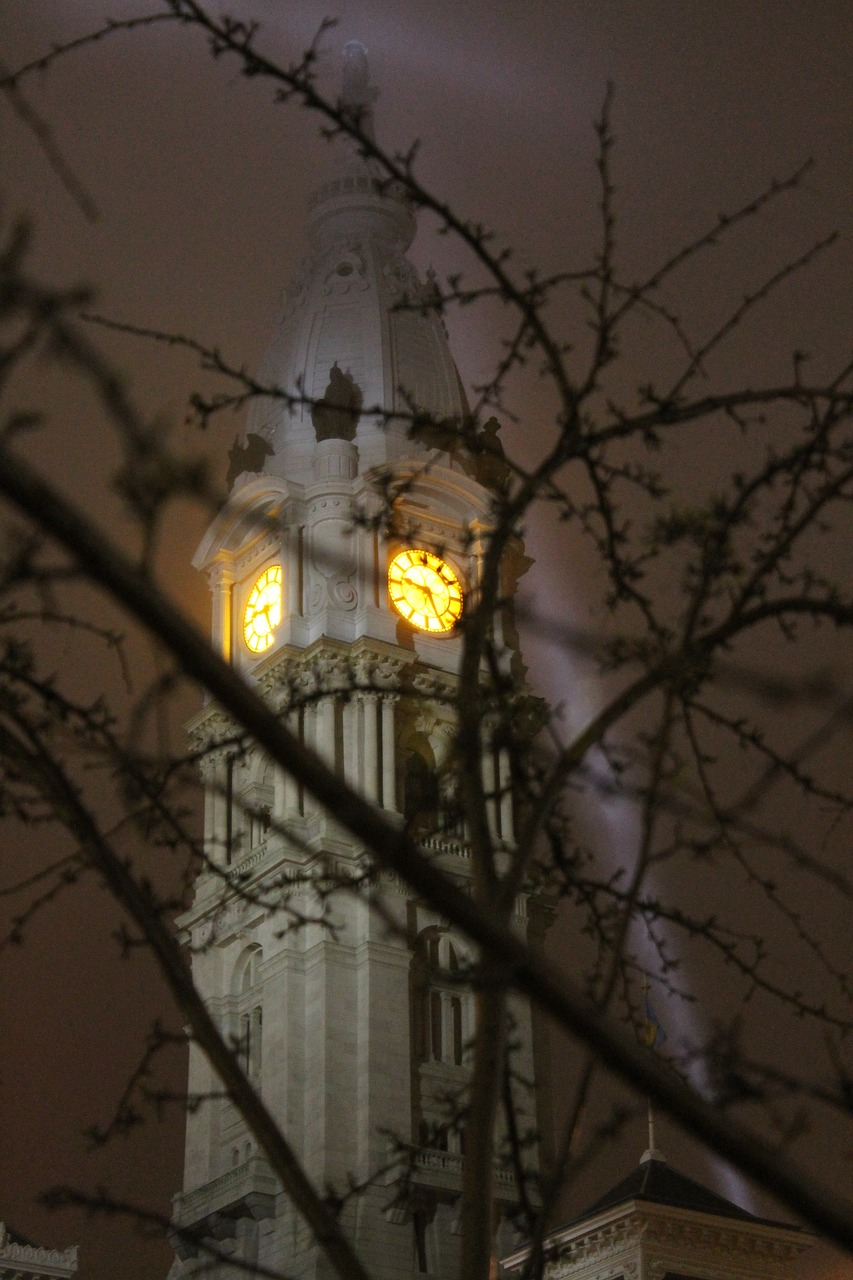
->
xmin=388 ymin=549 xmax=463 ymax=634
xmin=243 ymin=565 xmax=283 ymax=654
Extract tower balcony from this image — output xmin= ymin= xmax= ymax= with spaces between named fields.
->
xmin=411 ymin=1147 xmax=527 ymax=1206
xmin=171 ymin=1156 xmax=278 ymax=1259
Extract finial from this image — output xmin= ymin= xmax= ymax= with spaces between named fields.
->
xmin=640 ymin=1097 xmax=666 ymax=1164
xmin=341 ymin=40 xmax=378 ymax=140
xmin=639 ymin=982 xmax=666 ymax=1163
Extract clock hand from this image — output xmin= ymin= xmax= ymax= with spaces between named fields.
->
xmin=427 ymin=577 xmax=450 ymax=613
xmin=405 ymin=583 xmax=427 ymax=610
xmin=258 ymin=595 xmax=279 ymax=632
xmin=417 ymin=582 xmax=441 ymax=616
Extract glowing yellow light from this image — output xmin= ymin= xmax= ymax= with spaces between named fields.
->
xmin=243 ymin=565 xmax=283 ymax=654
xmin=388 ymin=549 xmax=463 ymax=634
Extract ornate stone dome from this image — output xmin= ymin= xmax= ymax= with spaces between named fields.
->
xmin=246 ymin=42 xmax=468 ymax=485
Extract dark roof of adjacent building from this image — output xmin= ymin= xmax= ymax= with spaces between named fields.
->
xmin=575 ymin=1155 xmax=800 ymax=1232
xmin=2 ymin=1222 xmax=37 ymax=1247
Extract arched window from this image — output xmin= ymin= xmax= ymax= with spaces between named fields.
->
xmin=235 ymin=948 xmax=259 ymax=993
xmin=404 ymin=745 xmax=439 ymax=835
xmin=246 ymin=756 xmax=274 ymax=851
xmin=239 ymin=1006 xmax=263 ymax=1078
xmin=411 ymin=929 xmax=473 ymax=1159
xmin=233 ymin=946 xmax=264 ymax=1082
xmin=414 ymin=931 xmax=469 ymax=1067
xmin=401 ymin=725 xmax=465 ymax=840
xmin=248 ymin=804 xmax=271 ymax=850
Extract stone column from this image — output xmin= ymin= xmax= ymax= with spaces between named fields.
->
xmin=380 ymin=695 xmax=397 ymax=811
xmin=440 ymin=989 xmax=452 ymax=1065
xmin=302 ymin=705 xmax=317 ymax=814
xmin=208 ymin=560 xmax=234 ymax=662
xmin=273 ymin=710 xmax=300 ymax=815
xmin=285 ymin=526 xmax=302 ymax=619
xmin=342 ymin=699 xmax=359 ymax=789
xmin=362 ymin=695 xmax=379 ymax=802
xmin=203 ymin=754 xmax=229 ymax=865
xmin=200 ymin=758 xmax=217 ymax=864
xmin=317 ymin=697 xmax=336 ymax=771
xmin=274 ymin=764 xmax=295 ymax=818
xmin=313 ymin=438 xmax=358 ymax=481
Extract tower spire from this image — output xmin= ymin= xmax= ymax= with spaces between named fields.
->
xmin=340 ymin=39 xmax=377 ymax=140
xmin=243 ymin=39 xmax=466 ymax=482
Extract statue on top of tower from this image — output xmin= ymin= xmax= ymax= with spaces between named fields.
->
xmin=311 ymin=362 xmax=363 ymax=441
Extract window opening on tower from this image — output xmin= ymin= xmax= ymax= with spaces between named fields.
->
xmin=225 ymin=756 xmax=235 ymax=865
xmin=234 ymin=949 xmax=264 ymax=1082
xmin=404 ymin=746 xmax=439 ymax=835
xmin=414 ymin=933 xmax=469 ymax=1068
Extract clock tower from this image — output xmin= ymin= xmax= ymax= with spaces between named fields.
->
xmin=170 ymin=43 xmax=550 ymax=1280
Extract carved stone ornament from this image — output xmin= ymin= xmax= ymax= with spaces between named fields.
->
xmin=210 ymin=894 xmax=252 ymax=945
xmin=206 ymin=559 xmax=234 ymax=593
xmin=413 ymin=710 xmax=437 ymax=736
xmin=195 ymin=919 xmax=215 ymax=948
xmin=312 ymin=652 xmax=353 ymax=695
xmin=226 ymin=432 xmax=275 ymax=489
xmin=236 ymin=530 xmax=279 ymax=576
xmin=382 ymin=247 xmax=421 ymax=301
xmin=0 ymin=1227 xmax=78 ymax=1272
xmin=307 ymin=512 xmax=359 ymax=612
xmin=353 ymin=653 xmax=404 ymax=690
xmin=321 ymin=245 xmax=369 ymax=297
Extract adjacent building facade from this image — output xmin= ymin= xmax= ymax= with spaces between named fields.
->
xmin=503 ymin=1151 xmax=811 ymax=1280
xmin=0 ymin=1223 xmax=77 ymax=1280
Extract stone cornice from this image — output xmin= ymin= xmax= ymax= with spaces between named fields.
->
xmin=0 ymin=1226 xmax=77 ymax=1279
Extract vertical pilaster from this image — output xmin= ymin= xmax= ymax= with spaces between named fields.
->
xmin=285 ymin=525 xmax=302 ymax=619
xmin=342 ymin=699 xmax=359 ymax=788
xmin=208 ymin=559 xmax=235 ymax=662
xmin=203 ymin=772 xmax=215 ymax=849
xmin=362 ymin=695 xmax=379 ymax=802
xmin=205 ymin=753 xmax=229 ymax=865
xmin=274 ymin=761 xmax=299 ymax=817
xmin=285 ymin=710 xmax=302 ymax=813
xmin=317 ymin=696 xmax=336 ymax=770
xmin=380 ymin=695 xmax=397 ymax=810
xmin=302 ymin=705 xmax=318 ymax=815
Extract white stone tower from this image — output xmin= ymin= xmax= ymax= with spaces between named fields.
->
xmin=171 ymin=44 xmax=549 ymax=1280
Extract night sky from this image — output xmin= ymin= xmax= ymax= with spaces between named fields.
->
xmin=0 ymin=5 xmax=851 ymax=1279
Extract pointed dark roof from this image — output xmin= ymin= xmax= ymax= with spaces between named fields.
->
xmin=0 ymin=1221 xmax=38 ymax=1246
xmin=577 ymin=1155 xmax=798 ymax=1231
